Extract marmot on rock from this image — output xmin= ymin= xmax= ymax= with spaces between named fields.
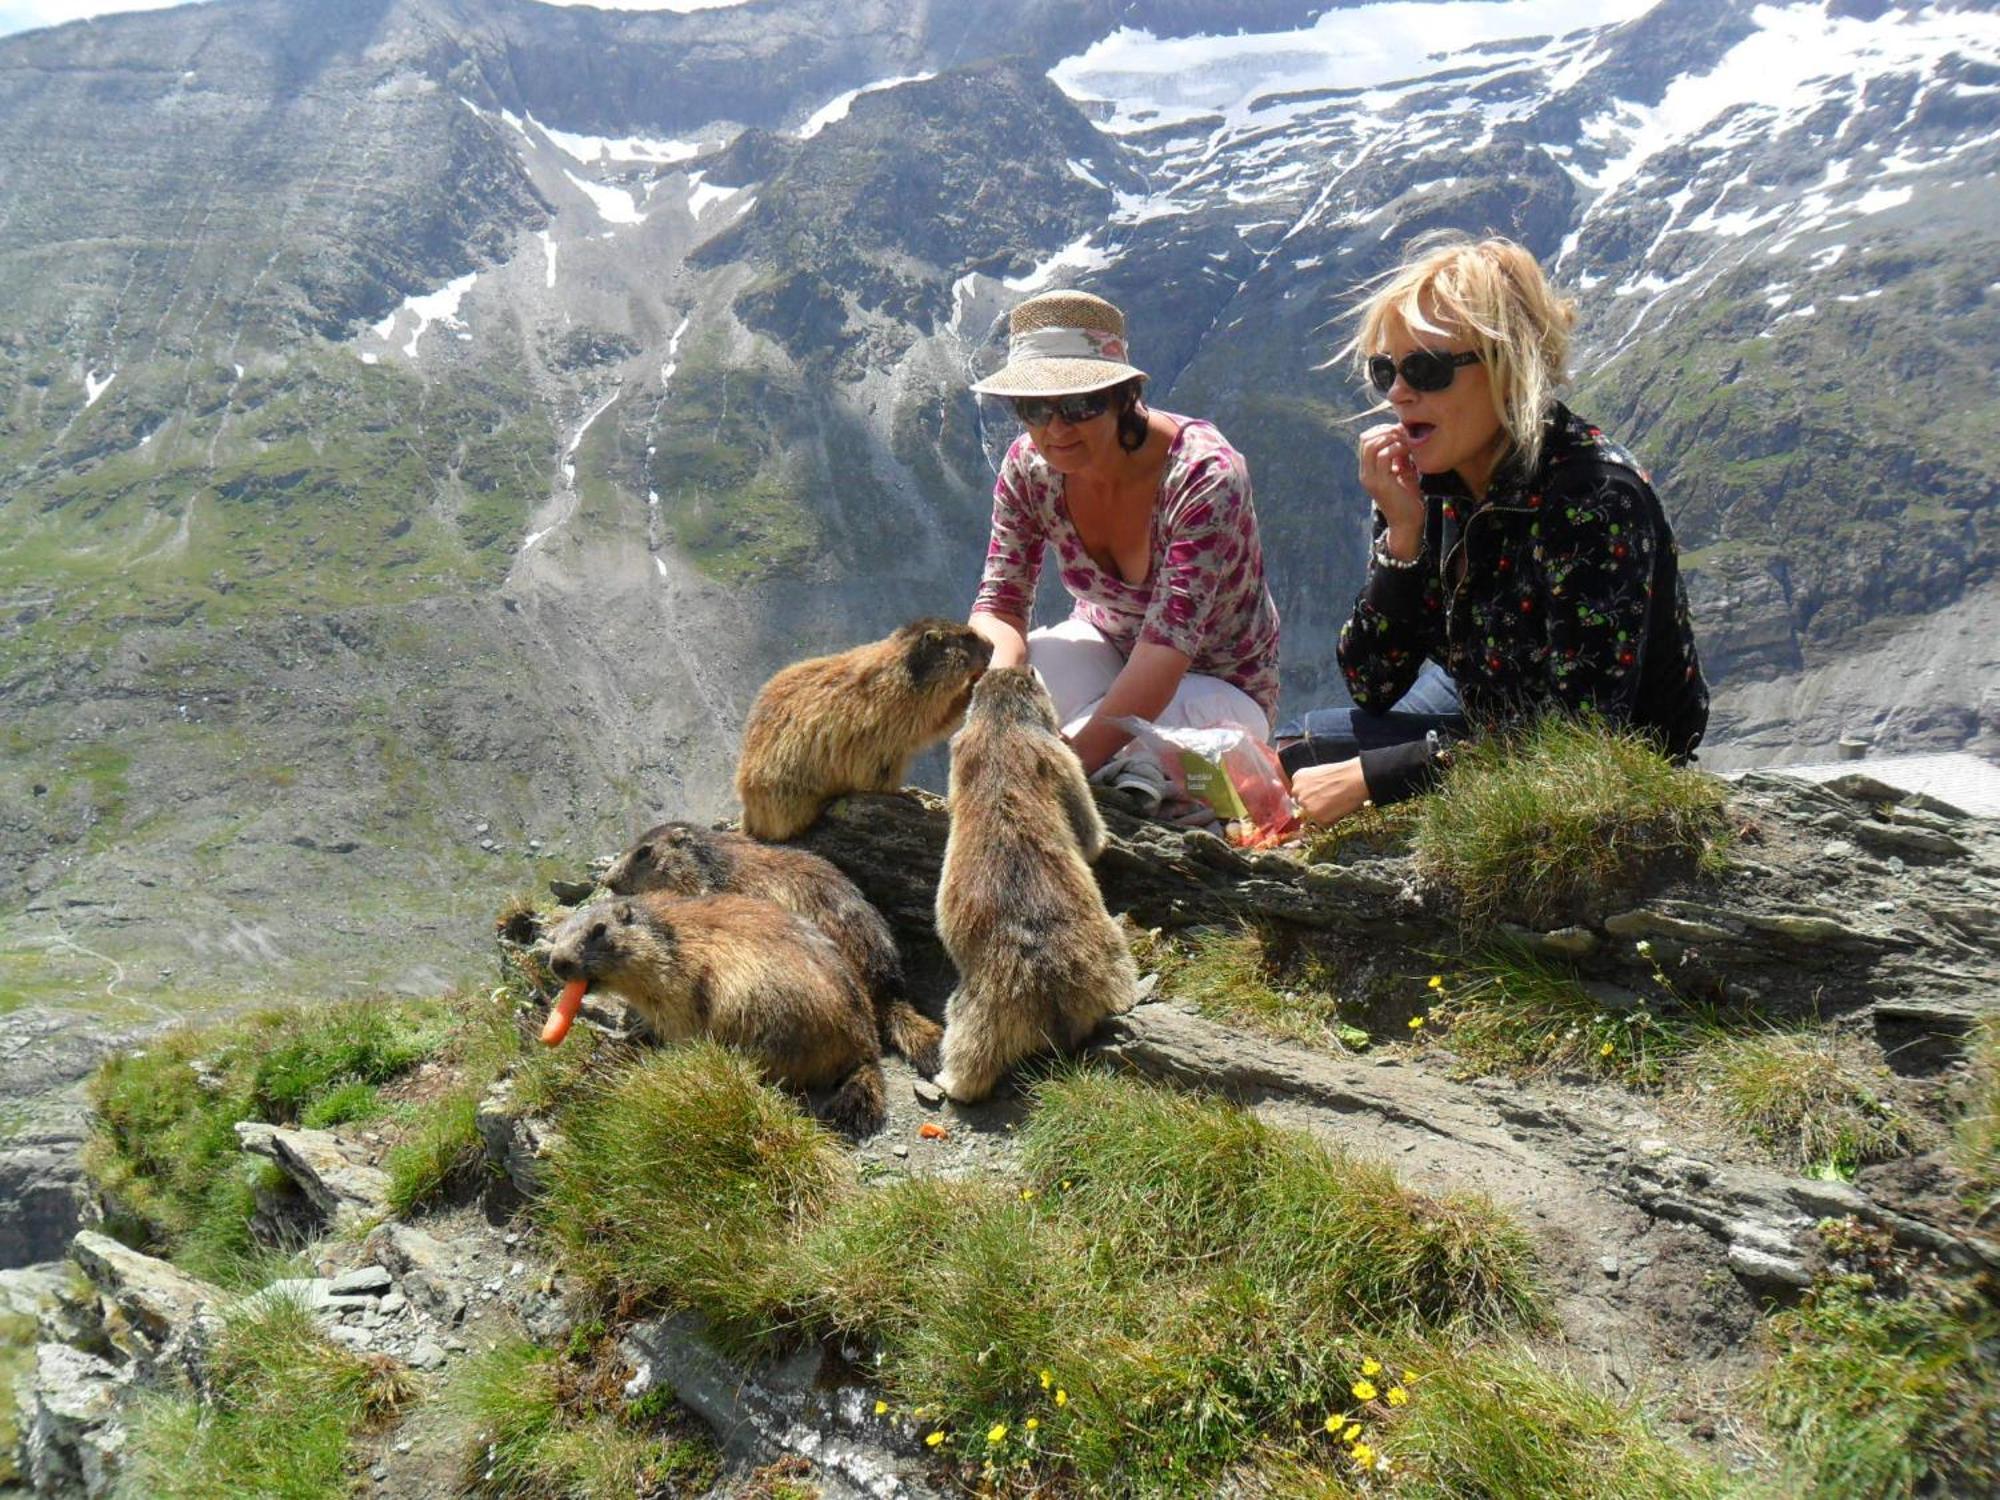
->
xmin=603 ymin=821 xmax=942 ymax=1075
xmin=933 ymin=667 xmax=1139 ymax=1103
xmin=735 ymin=618 xmax=993 ymax=842
xmin=545 ymin=891 xmax=887 ymax=1135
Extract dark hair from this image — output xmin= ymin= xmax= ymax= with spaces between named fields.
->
xmin=1114 ymin=378 xmax=1149 ymax=453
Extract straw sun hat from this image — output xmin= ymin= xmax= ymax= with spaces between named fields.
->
xmin=968 ymin=289 xmax=1149 ymax=398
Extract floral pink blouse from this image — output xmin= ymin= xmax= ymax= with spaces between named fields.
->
xmin=971 ymin=415 xmax=1282 ymax=720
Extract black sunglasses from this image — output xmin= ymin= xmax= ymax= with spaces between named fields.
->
xmin=1011 ymin=389 xmax=1115 ymax=426
xmin=1368 ymin=349 xmax=1481 ymax=394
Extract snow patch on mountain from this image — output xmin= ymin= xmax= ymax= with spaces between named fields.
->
xmin=798 ymin=73 xmax=934 ymax=139
xmin=684 ymin=172 xmax=738 ymax=219
xmin=1004 ymin=234 xmax=1114 ymax=293
xmin=562 ymin=169 xmax=646 ymax=225
xmin=1050 ymin=0 xmax=1652 ymax=136
xmin=534 ymin=121 xmax=702 ymax=166
xmin=371 ymin=271 xmax=478 ymax=358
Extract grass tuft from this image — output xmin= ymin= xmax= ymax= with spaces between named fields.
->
xmin=1138 ymin=925 xmax=1369 ymax=1053
xmin=449 ymin=1337 xmax=720 ymax=1498
xmin=788 ymin=1070 xmax=1542 ymax=1489
xmin=1954 ymin=1017 xmax=1999 ymax=1221
xmin=1412 ymin=714 xmax=1729 ymax=927
xmin=1430 ymin=945 xmax=1694 ymax=1087
xmin=121 ymin=1292 xmax=416 ymax=1498
xmin=385 ymin=1087 xmax=486 ymax=1216
xmin=536 ymin=1042 xmax=850 ymax=1350
xmin=1760 ymin=1275 xmax=2000 ymax=1497
xmin=1684 ymin=1031 xmax=1919 ymax=1179
xmin=1384 ymin=1343 xmax=1730 ymax=1498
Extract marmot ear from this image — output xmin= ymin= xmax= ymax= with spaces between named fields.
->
xmin=908 ymin=629 xmax=945 ymax=683
xmin=614 ymin=902 xmax=634 ymax=925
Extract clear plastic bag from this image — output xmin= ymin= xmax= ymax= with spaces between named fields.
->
xmin=1110 ymin=718 xmax=1300 ymax=847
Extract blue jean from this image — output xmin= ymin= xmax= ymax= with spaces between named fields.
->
xmin=1272 ymin=662 xmax=1467 ymax=776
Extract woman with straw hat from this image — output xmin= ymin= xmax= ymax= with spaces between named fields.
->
xmin=966 ymin=289 xmax=1281 ymax=782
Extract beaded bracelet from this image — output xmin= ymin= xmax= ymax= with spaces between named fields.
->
xmin=1370 ymin=535 xmax=1425 ymax=570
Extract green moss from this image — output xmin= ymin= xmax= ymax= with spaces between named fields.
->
xmin=1761 ymin=1276 xmax=2000 ymax=1497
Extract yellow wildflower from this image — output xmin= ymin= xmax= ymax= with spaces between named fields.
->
xmin=926 ymin=1431 xmax=944 ymax=1448
xmin=1351 ymin=1442 xmax=1376 ymax=1469
xmin=1020 ymin=1188 xmax=1037 ymax=1201
xmin=1324 ymin=1414 xmax=1342 ymax=1435
xmin=1060 ymin=1178 xmax=1073 ymax=1190
xmin=1352 ymin=1380 xmax=1378 ymax=1402
xmin=1408 ymin=1016 xmax=1425 ymax=1030
xmin=1055 ymin=1389 xmax=1068 ymax=1407
xmin=1361 ymin=1358 xmax=1382 ymax=1377
xmin=1600 ymin=1041 xmax=1615 ymax=1057
xmin=1039 ymin=1368 xmax=1053 ymax=1390
xmin=1026 ymin=1418 xmax=1039 ymax=1432
xmin=1428 ymin=975 xmax=1444 ymax=989
xmin=1403 ymin=1370 xmax=1418 ymax=1384
xmin=874 ymin=1399 xmax=888 ymax=1416
xmin=1386 ymin=1386 xmax=1408 ymax=1407
xmin=1345 ymin=1424 xmax=1361 ymax=1443
xmin=987 ymin=1423 xmax=1008 ymax=1445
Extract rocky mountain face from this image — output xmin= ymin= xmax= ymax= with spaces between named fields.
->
xmin=0 ymin=0 xmax=1995 ymax=1011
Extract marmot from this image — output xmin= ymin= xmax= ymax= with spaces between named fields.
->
xmin=933 ymin=667 xmax=1139 ymax=1102
xmin=546 ymin=891 xmax=887 ymax=1135
xmin=735 ymin=618 xmax=993 ymax=842
xmin=603 ymin=821 xmax=943 ymax=1075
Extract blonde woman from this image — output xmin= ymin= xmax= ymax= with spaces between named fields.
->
xmin=967 ymin=289 xmax=1281 ymax=781
xmin=1276 ymin=234 xmax=1708 ymax=826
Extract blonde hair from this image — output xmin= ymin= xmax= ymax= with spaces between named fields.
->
xmin=1346 ymin=233 xmax=1577 ymax=474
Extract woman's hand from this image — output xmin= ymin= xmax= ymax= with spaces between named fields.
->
xmin=1358 ymin=422 xmax=1424 ymax=558
xmin=1289 ymin=757 xmax=1373 ymax=827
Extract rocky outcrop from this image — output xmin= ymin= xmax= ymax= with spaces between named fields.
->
xmin=234 ymin=1122 xmax=393 ymax=1233
xmin=786 ymin=775 xmax=2000 ymax=1061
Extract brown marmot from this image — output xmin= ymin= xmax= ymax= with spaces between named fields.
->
xmin=933 ymin=667 xmax=1139 ymax=1102
xmin=603 ymin=821 xmax=943 ymax=1075
xmin=735 ymin=618 xmax=993 ymax=842
xmin=545 ymin=891 xmax=887 ymax=1135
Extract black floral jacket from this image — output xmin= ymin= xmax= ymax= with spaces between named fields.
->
xmin=1337 ymin=404 xmax=1709 ymax=803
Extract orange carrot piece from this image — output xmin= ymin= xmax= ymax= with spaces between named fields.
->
xmin=541 ymin=978 xmax=588 ymax=1046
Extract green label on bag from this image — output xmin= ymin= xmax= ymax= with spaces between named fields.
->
xmin=1177 ymin=749 xmax=1248 ymax=820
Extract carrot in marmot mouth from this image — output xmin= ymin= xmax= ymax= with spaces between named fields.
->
xmin=541 ymin=978 xmax=588 ymax=1046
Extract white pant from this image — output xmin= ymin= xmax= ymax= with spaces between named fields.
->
xmin=1028 ymin=619 xmax=1271 ymax=741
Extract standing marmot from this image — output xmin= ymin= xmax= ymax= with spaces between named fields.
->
xmin=933 ymin=667 xmax=1139 ymax=1102
xmin=603 ymin=821 xmax=942 ymax=1075
xmin=546 ymin=891 xmax=887 ymax=1134
xmin=735 ymin=618 xmax=993 ymax=841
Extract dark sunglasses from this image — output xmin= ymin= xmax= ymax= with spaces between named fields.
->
xmin=1368 ymin=348 xmax=1481 ymax=394
xmin=1011 ymin=389 xmax=1115 ymax=426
